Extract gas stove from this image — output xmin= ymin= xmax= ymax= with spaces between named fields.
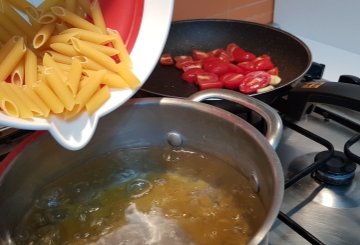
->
xmin=0 ymin=65 xmax=359 ymax=245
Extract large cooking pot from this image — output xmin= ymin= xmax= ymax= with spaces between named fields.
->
xmin=0 ymin=89 xmax=284 ymax=245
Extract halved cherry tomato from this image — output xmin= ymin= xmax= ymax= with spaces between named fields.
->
xmin=226 ymin=43 xmax=240 ymax=54
xmin=160 ymin=53 xmax=174 ymax=65
xmin=182 ymin=68 xmax=205 ymax=83
xmin=239 ymin=71 xmax=271 ymax=94
xmin=217 ymin=49 xmax=234 ymax=63
xmin=181 ymin=60 xmax=202 ymax=71
xmin=234 ymin=51 xmax=256 ymax=62
xmin=203 ymin=58 xmax=229 ymax=75
xmin=254 ymin=55 xmax=274 ymax=70
xmin=192 ymin=49 xmax=209 ymax=60
xmin=197 ymin=72 xmax=222 ymax=90
xmin=220 ymin=73 xmax=244 ymax=90
xmin=174 ymin=55 xmax=192 ymax=63
xmin=227 ymin=63 xmax=246 ymax=74
xmin=267 ymin=67 xmax=279 ymax=76
xmin=237 ymin=61 xmax=256 ymax=74
xmin=208 ymin=48 xmax=224 ymax=57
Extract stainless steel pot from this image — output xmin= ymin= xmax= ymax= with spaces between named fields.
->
xmin=0 ymin=89 xmax=284 ymax=245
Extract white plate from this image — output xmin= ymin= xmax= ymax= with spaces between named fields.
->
xmin=0 ymin=0 xmax=174 ymax=150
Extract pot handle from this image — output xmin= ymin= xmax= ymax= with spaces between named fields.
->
xmin=188 ymin=89 xmax=283 ymax=149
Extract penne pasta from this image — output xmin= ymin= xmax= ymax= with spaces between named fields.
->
xmin=23 ymin=85 xmax=50 ymax=117
xmin=42 ymin=53 xmax=68 ymax=82
xmin=66 ymin=58 xmax=82 ymax=95
xmin=0 ymin=82 xmax=32 ymax=118
xmin=0 ymin=37 xmax=26 ymax=82
xmin=85 ymin=85 xmax=110 ymax=114
xmin=48 ymin=32 xmax=78 ymax=44
xmin=75 ymin=69 xmax=106 ymax=106
xmin=33 ymin=81 xmax=64 ymax=114
xmin=8 ymin=83 xmax=43 ymax=116
xmin=0 ymin=83 xmax=19 ymax=117
xmin=55 ymin=21 xmax=69 ymax=33
xmin=90 ymin=0 xmax=106 ymax=34
xmin=51 ymin=6 xmax=102 ymax=33
xmin=37 ymin=12 xmax=57 ymax=24
xmin=80 ymin=40 xmax=120 ymax=56
xmin=44 ymin=67 xmax=75 ymax=111
xmin=0 ymin=36 xmax=19 ymax=61
xmin=72 ymin=56 xmax=106 ymax=70
xmin=71 ymin=37 xmax=118 ymax=73
xmin=24 ymin=49 xmax=38 ymax=86
xmin=10 ymin=59 xmax=24 ymax=85
xmin=116 ymin=62 xmax=141 ymax=88
xmin=50 ymin=42 xmax=79 ymax=57
xmin=107 ymin=28 xmax=132 ymax=68
xmin=46 ymin=51 xmax=72 ymax=65
xmin=61 ymin=28 xmax=115 ymax=44
xmin=33 ymin=22 xmax=56 ymax=49
xmin=102 ymin=72 xmax=130 ymax=88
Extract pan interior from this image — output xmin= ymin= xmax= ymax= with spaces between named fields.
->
xmin=142 ymin=19 xmax=311 ymax=98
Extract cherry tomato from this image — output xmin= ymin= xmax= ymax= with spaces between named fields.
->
xmin=174 ymin=55 xmax=192 ymax=63
xmin=217 ymin=49 xmax=234 ymax=63
xmin=227 ymin=63 xmax=246 ymax=74
xmin=208 ymin=48 xmax=224 ymax=57
xmin=239 ymin=71 xmax=271 ymax=94
xmin=192 ymin=49 xmax=209 ymax=60
xmin=181 ymin=60 xmax=202 ymax=71
xmin=254 ymin=56 xmax=274 ymax=70
xmin=182 ymin=68 xmax=205 ymax=83
xmin=226 ymin=43 xmax=240 ymax=54
xmin=159 ymin=53 xmax=173 ymax=65
xmin=220 ymin=73 xmax=244 ymax=90
xmin=235 ymin=51 xmax=256 ymax=62
xmin=197 ymin=72 xmax=222 ymax=90
xmin=267 ymin=67 xmax=279 ymax=76
xmin=237 ymin=61 xmax=256 ymax=74
xmin=203 ymin=58 xmax=229 ymax=75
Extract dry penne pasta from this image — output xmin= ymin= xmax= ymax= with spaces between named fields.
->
xmin=66 ymin=58 xmax=82 ymax=95
xmin=33 ymin=80 xmax=65 ymax=114
xmin=10 ymin=59 xmax=24 ymax=85
xmin=51 ymin=6 xmax=102 ymax=33
xmin=23 ymin=85 xmax=50 ymax=117
xmin=8 ymin=83 xmax=43 ymax=116
xmin=50 ymin=42 xmax=79 ymax=56
xmin=85 ymin=85 xmax=110 ymax=114
xmin=44 ymin=67 xmax=75 ymax=111
xmin=0 ymin=25 xmax=12 ymax=43
xmin=33 ymin=22 xmax=56 ymax=49
xmin=0 ymin=36 xmax=19 ymax=61
xmin=38 ymin=12 xmax=57 ymax=24
xmin=0 ymin=82 xmax=32 ymax=118
xmin=0 ymin=37 xmax=26 ymax=82
xmin=24 ymin=49 xmax=38 ymax=86
xmin=61 ymin=28 xmax=115 ymax=44
xmin=43 ymin=53 xmax=67 ymax=82
xmin=75 ymin=70 xmax=106 ymax=106
xmin=107 ymin=28 xmax=132 ymax=68
xmin=90 ymin=0 xmax=106 ymax=34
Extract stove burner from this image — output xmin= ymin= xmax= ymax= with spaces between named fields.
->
xmin=313 ymin=151 xmax=357 ymax=185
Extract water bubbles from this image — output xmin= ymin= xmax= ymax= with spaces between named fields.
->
xmin=35 ymin=187 xmax=69 ymax=209
xmin=154 ymin=178 xmax=167 ymax=186
xmin=127 ymin=179 xmax=153 ymax=198
xmin=111 ymin=169 xmax=138 ymax=185
xmin=73 ymin=181 xmax=90 ymax=194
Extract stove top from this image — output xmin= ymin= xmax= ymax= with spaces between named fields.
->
xmin=0 ymin=63 xmax=359 ymax=244
xmin=270 ymin=105 xmax=360 ymax=244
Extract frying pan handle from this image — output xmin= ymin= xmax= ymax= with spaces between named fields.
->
xmin=284 ymin=81 xmax=360 ymax=120
xmin=188 ymin=89 xmax=283 ymax=149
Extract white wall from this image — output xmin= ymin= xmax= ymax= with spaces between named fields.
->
xmin=274 ymin=0 xmax=360 ymax=55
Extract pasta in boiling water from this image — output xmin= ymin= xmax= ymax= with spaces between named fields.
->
xmin=0 ymin=0 xmax=140 ymax=119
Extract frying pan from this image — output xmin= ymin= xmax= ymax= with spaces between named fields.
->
xmin=142 ymin=19 xmax=312 ymax=104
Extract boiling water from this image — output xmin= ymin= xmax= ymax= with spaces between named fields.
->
xmin=11 ymin=147 xmax=266 ymax=245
